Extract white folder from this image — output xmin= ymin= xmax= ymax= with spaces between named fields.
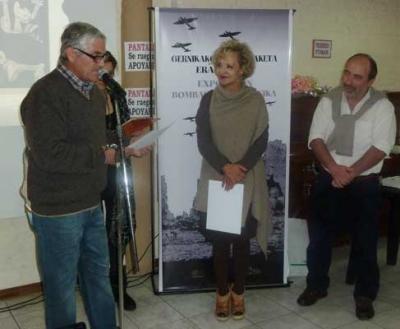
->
xmin=206 ymin=180 xmax=244 ymax=234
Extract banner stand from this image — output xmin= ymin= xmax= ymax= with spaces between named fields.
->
xmin=150 ymin=7 xmax=293 ymax=294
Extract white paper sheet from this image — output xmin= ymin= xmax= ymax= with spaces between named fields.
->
xmin=127 ymin=121 xmax=174 ymax=149
xmin=381 ymin=176 xmax=400 ymax=189
xmin=206 ymin=180 xmax=244 ymax=234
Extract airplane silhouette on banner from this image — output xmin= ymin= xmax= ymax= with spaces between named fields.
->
xmin=219 ymin=31 xmax=241 ymax=40
xmin=171 ymin=42 xmax=192 ymax=52
xmin=173 ymin=17 xmax=198 ymax=30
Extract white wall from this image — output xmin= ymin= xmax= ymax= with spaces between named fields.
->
xmin=0 ymin=217 xmax=40 ymax=290
xmin=0 ymin=126 xmax=40 ymax=290
xmin=0 ymin=126 xmax=25 ymax=219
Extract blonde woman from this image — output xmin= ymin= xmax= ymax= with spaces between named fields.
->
xmin=194 ymin=40 xmax=271 ymax=321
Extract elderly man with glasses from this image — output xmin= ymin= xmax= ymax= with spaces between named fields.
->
xmin=21 ymin=22 xmax=117 ymax=329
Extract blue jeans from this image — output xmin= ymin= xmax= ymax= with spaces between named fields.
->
xmin=32 ymin=205 xmax=116 ymax=329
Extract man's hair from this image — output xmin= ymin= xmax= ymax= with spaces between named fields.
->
xmin=58 ymin=22 xmax=106 ymax=65
xmin=211 ymin=40 xmax=256 ymax=80
xmin=347 ymin=53 xmax=378 ymax=81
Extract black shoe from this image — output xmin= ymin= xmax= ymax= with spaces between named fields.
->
xmin=297 ymin=289 xmax=327 ymax=306
xmin=113 ymin=289 xmax=137 ymax=311
xmin=355 ymin=297 xmax=374 ymax=320
xmin=116 ymin=292 xmax=136 ymax=311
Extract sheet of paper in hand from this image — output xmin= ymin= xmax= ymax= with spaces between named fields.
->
xmin=206 ymin=180 xmax=244 ymax=234
xmin=127 ymin=121 xmax=174 ymax=149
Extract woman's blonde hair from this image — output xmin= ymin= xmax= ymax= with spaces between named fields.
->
xmin=211 ymin=40 xmax=256 ymax=80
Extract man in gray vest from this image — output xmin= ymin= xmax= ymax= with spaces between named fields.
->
xmin=297 ymin=53 xmax=396 ymax=320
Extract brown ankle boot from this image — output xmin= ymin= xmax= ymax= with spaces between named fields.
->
xmin=231 ymin=290 xmax=245 ymax=320
xmin=215 ymin=291 xmax=230 ymax=321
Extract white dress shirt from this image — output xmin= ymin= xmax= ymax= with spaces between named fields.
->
xmin=308 ymin=89 xmax=396 ymax=175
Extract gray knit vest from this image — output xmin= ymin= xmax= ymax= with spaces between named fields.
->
xmin=325 ymin=86 xmax=386 ymax=156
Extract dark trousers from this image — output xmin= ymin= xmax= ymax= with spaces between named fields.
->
xmin=213 ymin=238 xmax=250 ymax=295
xmin=306 ymin=170 xmax=380 ymax=300
xmin=107 ymin=227 xmax=127 ymax=297
xmin=56 ymin=323 xmax=86 ymax=329
xmin=102 ymin=166 xmax=127 ymax=298
xmin=199 ymin=211 xmax=256 ymax=296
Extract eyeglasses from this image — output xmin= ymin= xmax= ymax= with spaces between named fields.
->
xmin=73 ymin=48 xmax=107 ymax=63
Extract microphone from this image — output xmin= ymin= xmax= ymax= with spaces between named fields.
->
xmin=98 ymin=69 xmax=126 ymax=97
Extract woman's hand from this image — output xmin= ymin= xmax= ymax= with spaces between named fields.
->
xmin=222 ymin=175 xmax=234 ymax=191
xmin=222 ymin=163 xmax=247 ymax=190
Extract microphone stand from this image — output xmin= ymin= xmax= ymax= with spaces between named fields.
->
xmin=112 ymin=93 xmax=140 ymax=329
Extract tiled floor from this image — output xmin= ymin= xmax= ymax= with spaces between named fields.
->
xmin=2 ymin=240 xmax=400 ymax=329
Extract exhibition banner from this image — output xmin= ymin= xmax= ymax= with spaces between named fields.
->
xmin=155 ymin=7 xmax=292 ymax=292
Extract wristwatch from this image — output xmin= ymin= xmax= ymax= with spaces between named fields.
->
xmin=102 ymin=144 xmax=118 ymax=151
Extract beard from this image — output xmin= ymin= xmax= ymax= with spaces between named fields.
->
xmin=343 ymin=84 xmax=357 ymax=97
xmin=343 ymin=84 xmax=355 ymax=93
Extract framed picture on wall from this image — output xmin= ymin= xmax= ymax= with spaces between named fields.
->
xmin=312 ymin=39 xmax=332 ymax=58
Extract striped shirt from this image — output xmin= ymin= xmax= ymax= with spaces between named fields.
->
xmin=57 ymin=64 xmax=94 ymax=99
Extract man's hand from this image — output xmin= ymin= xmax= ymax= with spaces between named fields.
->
xmin=124 ymin=128 xmax=154 ymax=158
xmin=329 ymin=164 xmax=354 ymax=188
xmin=310 ymin=139 xmax=355 ymax=188
xmin=104 ymin=148 xmax=116 ymax=165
